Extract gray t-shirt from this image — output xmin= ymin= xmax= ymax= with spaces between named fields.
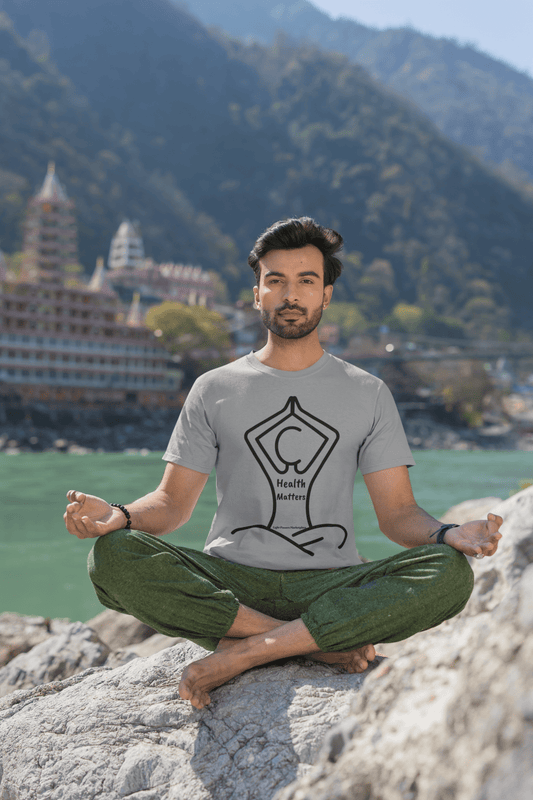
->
xmin=163 ymin=352 xmax=414 ymax=570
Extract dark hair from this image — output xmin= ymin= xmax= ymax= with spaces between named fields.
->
xmin=248 ymin=217 xmax=343 ymax=286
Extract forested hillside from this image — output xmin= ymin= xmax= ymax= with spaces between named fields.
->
xmin=0 ymin=13 xmax=238 ymax=274
xmin=186 ymin=0 xmax=533 ymax=190
xmin=1 ymin=0 xmax=533 ymax=337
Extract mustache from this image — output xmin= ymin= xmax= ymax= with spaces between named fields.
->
xmin=275 ymin=303 xmax=307 ymax=314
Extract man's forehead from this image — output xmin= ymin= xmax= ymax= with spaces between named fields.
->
xmin=258 ymin=245 xmax=325 ymax=275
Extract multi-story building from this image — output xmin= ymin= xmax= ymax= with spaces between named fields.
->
xmin=0 ymin=166 xmax=180 ymax=407
xmin=108 ymin=220 xmax=145 ymax=271
xmin=21 ymin=162 xmax=78 ymax=283
xmin=107 ymin=220 xmax=215 ymax=308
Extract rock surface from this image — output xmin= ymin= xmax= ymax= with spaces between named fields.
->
xmin=276 ymin=595 xmax=533 ymax=800
xmin=123 ymin=632 xmax=185 ymax=658
xmin=0 ymin=621 xmax=118 ymax=697
xmin=0 ymin=401 xmax=179 ymax=453
xmin=0 ymin=611 xmax=182 ymax=697
xmin=0 ymin=641 xmax=377 ymax=800
xmin=276 ymin=485 xmax=533 ymax=800
xmin=458 ymin=487 xmax=533 ymax=618
xmin=85 ymin=608 xmax=157 ymax=650
xmin=0 ymin=487 xmax=531 ymax=799
xmin=0 ymin=612 xmax=71 ymax=667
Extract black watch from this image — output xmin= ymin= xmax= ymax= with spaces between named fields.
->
xmin=429 ymin=523 xmax=459 ymax=544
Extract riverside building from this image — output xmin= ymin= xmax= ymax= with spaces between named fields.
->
xmin=0 ymin=164 xmax=179 ymax=407
xmin=108 ymin=220 xmax=215 ymax=308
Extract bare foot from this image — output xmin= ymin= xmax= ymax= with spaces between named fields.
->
xmin=179 ymin=639 xmax=256 ymax=709
xmin=309 ymin=644 xmax=376 ymax=673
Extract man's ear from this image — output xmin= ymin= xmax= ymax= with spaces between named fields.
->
xmin=322 ymin=284 xmax=333 ymax=309
xmin=253 ymin=285 xmax=260 ymax=309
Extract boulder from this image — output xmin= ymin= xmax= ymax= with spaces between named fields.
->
xmin=0 ymin=487 xmax=531 ymax=800
xmin=276 ymin=486 xmax=533 ymax=800
xmin=85 ymin=608 xmax=157 ymax=649
xmin=439 ymin=495 xmax=502 ymax=524
xmin=275 ymin=571 xmax=533 ymax=800
xmin=459 ymin=485 xmax=533 ymax=618
xmin=0 ymin=641 xmax=379 ymax=799
xmin=0 ymin=612 xmax=71 ymax=667
xmin=0 ymin=621 xmax=113 ymax=697
xmin=123 ymin=633 xmax=185 ymax=658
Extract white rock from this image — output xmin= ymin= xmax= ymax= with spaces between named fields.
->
xmin=439 ymin=496 xmax=502 ymax=524
xmin=0 ymin=612 xmax=71 ymax=667
xmin=0 ymin=641 xmax=375 ymax=799
xmin=276 ymin=486 xmax=533 ymax=800
xmin=123 ymin=633 xmax=185 ymax=657
xmin=85 ymin=608 xmax=156 ymax=649
xmin=460 ymin=484 xmax=533 ymax=618
xmin=518 ymin=563 xmax=533 ymax=631
xmin=276 ymin=607 xmax=533 ymax=800
xmin=0 ymin=621 xmax=110 ymax=697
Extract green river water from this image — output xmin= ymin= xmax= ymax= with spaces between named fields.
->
xmin=0 ymin=450 xmax=530 ymax=622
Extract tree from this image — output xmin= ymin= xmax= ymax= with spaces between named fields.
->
xmin=321 ymin=302 xmax=368 ymax=343
xmin=145 ymin=301 xmax=231 ymax=386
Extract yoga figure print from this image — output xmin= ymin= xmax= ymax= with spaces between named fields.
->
xmin=231 ymin=396 xmax=348 ymax=556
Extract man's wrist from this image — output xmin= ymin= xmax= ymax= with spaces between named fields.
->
xmin=110 ymin=503 xmax=132 ymax=530
xmin=429 ymin=523 xmax=459 ymax=545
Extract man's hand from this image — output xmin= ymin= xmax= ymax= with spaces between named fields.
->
xmin=64 ymin=490 xmax=126 ymax=539
xmin=443 ymin=513 xmax=503 ymax=557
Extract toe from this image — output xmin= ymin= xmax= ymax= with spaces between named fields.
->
xmin=178 ymin=678 xmax=192 ymax=701
xmin=364 ymin=645 xmax=376 ymax=661
xmin=191 ymin=691 xmax=210 ymax=709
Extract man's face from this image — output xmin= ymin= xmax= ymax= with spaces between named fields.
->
xmin=253 ymin=245 xmax=333 ymax=340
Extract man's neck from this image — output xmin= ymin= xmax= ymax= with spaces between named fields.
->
xmin=254 ymin=333 xmax=325 ymax=371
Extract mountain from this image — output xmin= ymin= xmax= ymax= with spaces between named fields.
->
xmin=0 ymin=11 xmax=237 ymax=276
xmin=1 ymin=0 xmax=533 ymax=335
xmin=183 ymin=0 xmax=533 ymax=190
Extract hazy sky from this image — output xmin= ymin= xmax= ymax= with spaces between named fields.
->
xmin=311 ymin=0 xmax=533 ymax=76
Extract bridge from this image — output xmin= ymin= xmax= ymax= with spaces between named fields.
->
xmin=343 ymin=334 xmax=533 ymax=365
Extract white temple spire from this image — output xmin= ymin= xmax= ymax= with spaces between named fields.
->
xmin=126 ymin=291 xmax=143 ymax=327
xmin=108 ymin=220 xmax=145 ymax=271
xmin=35 ymin=161 xmax=69 ymax=202
xmin=88 ymin=256 xmax=115 ymax=295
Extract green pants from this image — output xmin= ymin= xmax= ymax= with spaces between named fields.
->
xmin=88 ymin=529 xmax=474 ymax=652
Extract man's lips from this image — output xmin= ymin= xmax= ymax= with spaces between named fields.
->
xmin=277 ymin=307 xmax=305 ymax=317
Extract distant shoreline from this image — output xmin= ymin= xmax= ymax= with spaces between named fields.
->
xmin=1 ymin=398 xmax=530 ymax=454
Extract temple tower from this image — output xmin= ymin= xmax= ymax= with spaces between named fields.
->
xmin=108 ymin=220 xmax=145 ymax=271
xmin=22 ymin=162 xmax=79 ymax=282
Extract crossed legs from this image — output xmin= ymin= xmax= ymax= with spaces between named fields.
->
xmin=179 ymin=604 xmax=376 ymax=708
xmin=89 ymin=530 xmax=474 ymax=709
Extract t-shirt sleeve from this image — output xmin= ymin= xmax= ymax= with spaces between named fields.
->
xmin=357 ymin=381 xmax=415 ymax=475
xmin=162 ymin=382 xmax=217 ymax=474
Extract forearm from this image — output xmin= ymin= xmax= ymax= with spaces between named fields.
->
xmin=118 ymin=490 xmax=187 ymax=537
xmin=379 ymin=503 xmax=444 ymax=548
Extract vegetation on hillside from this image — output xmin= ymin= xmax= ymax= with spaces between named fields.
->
xmin=1 ymin=2 xmax=533 ymax=341
xmin=0 ymin=12 xmax=238 ymax=276
xmin=189 ymin=0 xmax=533 ymax=190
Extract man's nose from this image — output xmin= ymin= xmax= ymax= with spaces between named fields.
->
xmin=282 ymin=282 xmax=300 ymax=302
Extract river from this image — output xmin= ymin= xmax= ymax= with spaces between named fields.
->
xmin=0 ymin=450 xmax=530 ymax=622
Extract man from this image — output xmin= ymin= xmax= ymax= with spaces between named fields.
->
xmin=64 ymin=217 xmax=503 ymax=710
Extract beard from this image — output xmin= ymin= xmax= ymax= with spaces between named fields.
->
xmin=260 ymin=303 xmax=323 ymax=340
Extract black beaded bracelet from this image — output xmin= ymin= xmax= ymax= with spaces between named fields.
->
xmin=110 ymin=503 xmax=132 ymax=530
xmin=429 ymin=523 xmax=459 ymax=544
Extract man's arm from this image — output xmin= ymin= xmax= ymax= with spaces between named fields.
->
xmin=64 ymin=462 xmax=209 ymax=539
xmin=363 ymin=465 xmax=503 ymax=557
